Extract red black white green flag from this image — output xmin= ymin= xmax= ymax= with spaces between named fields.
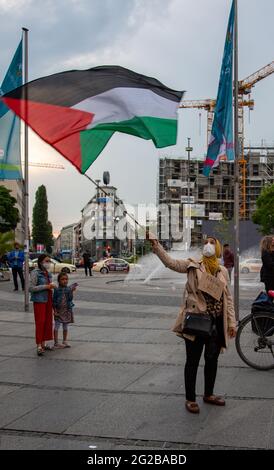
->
xmin=2 ymin=65 xmax=184 ymax=173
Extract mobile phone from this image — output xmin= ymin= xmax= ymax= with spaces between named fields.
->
xmin=70 ymin=282 xmax=78 ymax=289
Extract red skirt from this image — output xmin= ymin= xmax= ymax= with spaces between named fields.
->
xmin=33 ymin=294 xmax=53 ymax=344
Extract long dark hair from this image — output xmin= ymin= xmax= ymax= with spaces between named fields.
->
xmin=37 ymin=254 xmax=48 ymax=271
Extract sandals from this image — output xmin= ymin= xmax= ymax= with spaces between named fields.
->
xmin=54 ymin=342 xmax=66 ymax=349
xmin=37 ymin=346 xmax=44 ymax=356
xmin=203 ymin=395 xmax=226 ymax=406
xmin=62 ymin=342 xmax=71 ymax=348
xmin=185 ymin=401 xmax=200 ymax=414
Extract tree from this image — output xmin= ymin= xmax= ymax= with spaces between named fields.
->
xmin=32 ymin=185 xmax=53 ymax=250
xmin=46 ymin=221 xmax=54 ymax=253
xmin=0 ymin=186 xmax=19 ymax=233
xmin=252 ymin=184 xmax=274 ymax=235
xmin=212 ymin=218 xmax=233 ymax=245
xmin=0 ymin=231 xmax=14 ymax=258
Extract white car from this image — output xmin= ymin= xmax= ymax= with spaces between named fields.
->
xmin=239 ymin=258 xmax=262 ymax=274
xmin=29 ymin=258 xmax=77 ymax=274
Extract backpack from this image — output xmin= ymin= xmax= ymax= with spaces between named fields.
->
xmin=251 ymin=291 xmax=274 ymax=336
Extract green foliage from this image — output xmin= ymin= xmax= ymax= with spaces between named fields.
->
xmin=0 ymin=231 xmax=14 ymax=257
xmin=46 ymin=221 xmax=54 ymax=254
xmin=211 ymin=218 xmax=233 ymax=245
xmin=32 ymin=185 xmax=54 ymax=250
xmin=0 ymin=186 xmax=19 ymax=233
xmin=252 ymin=184 xmax=274 ymax=235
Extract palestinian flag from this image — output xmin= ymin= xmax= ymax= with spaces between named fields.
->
xmin=2 ymin=65 xmax=184 ymax=173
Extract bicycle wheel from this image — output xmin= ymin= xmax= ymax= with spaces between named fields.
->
xmin=236 ymin=313 xmax=274 ymax=370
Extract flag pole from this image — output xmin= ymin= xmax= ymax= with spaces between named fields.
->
xmin=23 ymin=27 xmax=29 ymax=312
xmin=233 ymin=0 xmax=240 ymax=321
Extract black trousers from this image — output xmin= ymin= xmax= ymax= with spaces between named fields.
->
xmin=184 ymin=335 xmax=222 ymax=402
xmin=12 ymin=267 xmax=25 ymax=290
xmin=84 ymin=264 xmax=92 ymax=276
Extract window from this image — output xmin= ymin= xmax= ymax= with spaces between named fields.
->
xmin=253 ymin=165 xmax=259 ymax=176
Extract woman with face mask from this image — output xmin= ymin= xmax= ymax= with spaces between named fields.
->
xmin=149 ymin=234 xmax=237 ymax=414
xmin=29 ymin=254 xmax=56 ymax=356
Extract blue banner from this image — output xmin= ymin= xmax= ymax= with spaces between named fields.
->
xmin=0 ymin=39 xmax=22 ymax=180
xmin=203 ymin=1 xmax=234 ymax=176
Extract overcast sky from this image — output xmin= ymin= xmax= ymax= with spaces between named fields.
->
xmin=0 ymin=0 xmax=274 ymax=234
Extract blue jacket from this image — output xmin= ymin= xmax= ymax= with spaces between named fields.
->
xmin=53 ymin=286 xmax=74 ymax=311
xmin=7 ymin=249 xmax=24 ymax=268
xmin=29 ymin=268 xmax=52 ymax=303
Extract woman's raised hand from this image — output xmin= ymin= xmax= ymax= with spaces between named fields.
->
xmin=147 ymin=231 xmax=159 ymax=248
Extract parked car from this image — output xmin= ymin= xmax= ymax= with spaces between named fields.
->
xmin=92 ymin=257 xmax=130 ymax=274
xmin=28 ymin=258 xmax=77 ymax=274
xmin=239 ymin=258 xmax=262 ymax=274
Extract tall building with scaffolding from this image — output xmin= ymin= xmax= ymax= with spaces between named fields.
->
xmin=158 ymin=148 xmax=274 ymax=247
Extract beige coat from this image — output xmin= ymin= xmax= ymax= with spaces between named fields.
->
xmin=153 ymin=243 xmax=237 ymax=349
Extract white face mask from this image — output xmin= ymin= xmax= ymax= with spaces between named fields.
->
xmin=42 ymin=262 xmax=51 ymax=271
xmin=203 ymin=243 xmax=216 ymax=257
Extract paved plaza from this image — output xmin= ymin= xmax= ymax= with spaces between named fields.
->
xmin=0 ymin=271 xmax=273 ymax=450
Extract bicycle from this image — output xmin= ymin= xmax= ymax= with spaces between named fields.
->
xmin=236 ymin=290 xmax=274 ymax=370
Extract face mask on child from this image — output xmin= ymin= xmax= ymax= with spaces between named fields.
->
xmin=202 ymin=243 xmax=216 ymax=258
xmin=42 ymin=262 xmax=51 ymax=271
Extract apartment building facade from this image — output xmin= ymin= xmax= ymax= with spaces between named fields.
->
xmin=158 ymin=149 xmax=274 ymax=246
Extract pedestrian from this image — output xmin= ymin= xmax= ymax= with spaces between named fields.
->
xmin=7 ymin=242 xmax=25 ymax=291
xmin=149 ymin=234 xmax=237 ymax=414
xmin=53 ymin=273 xmax=76 ymax=348
xmin=223 ymin=243 xmax=234 ymax=281
xmin=29 ymin=254 xmax=55 ymax=356
xmin=83 ymin=250 xmax=93 ymax=276
xmin=260 ymin=235 xmax=274 ymax=293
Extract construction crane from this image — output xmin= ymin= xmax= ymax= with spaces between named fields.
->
xmin=179 ymin=61 xmax=274 ymax=219
xmin=22 ymin=162 xmax=65 ymax=170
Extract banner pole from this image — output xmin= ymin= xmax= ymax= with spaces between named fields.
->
xmin=233 ymin=0 xmax=240 ymax=321
xmin=23 ymin=27 xmax=29 ymax=312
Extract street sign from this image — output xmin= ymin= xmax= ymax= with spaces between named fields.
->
xmin=208 ymin=212 xmax=223 ymax=220
xmin=181 ymin=181 xmax=195 ymax=189
xmin=181 ymin=196 xmax=195 ymax=203
xmin=183 ymin=203 xmax=205 ymax=217
xmin=185 ymin=146 xmax=193 ymax=151
xmin=167 ymin=179 xmax=182 ymax=187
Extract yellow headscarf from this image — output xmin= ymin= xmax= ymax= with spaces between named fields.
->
xmin=202 ymin=237 xmax=222 ymax=275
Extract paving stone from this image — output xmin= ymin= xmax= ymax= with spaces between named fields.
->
xmin=195 ymin=399 xmax=272 ymax=449
xmin=8 ymin=390 xmax=109 ymax=433
xmin=0 ymin=388 xmax=57 ymax=427
xmin=34 ymin=361 xmax=152 ymax=391
xmin=66 ymin=393 xmax=209 ymax=443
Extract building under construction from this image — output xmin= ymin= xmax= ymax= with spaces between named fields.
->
xmin=158 ymin=147 xmax=274 ymax=247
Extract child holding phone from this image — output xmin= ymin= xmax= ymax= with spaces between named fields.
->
xmin=53 ymin=273 xmax=77 ymax=348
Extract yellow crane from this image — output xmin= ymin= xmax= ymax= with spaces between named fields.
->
xmin=179 ymin=61 xmax=274 ymax=219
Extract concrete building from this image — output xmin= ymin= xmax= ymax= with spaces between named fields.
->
xmin=81 ymin=183 xmax=135 ymax=259
xmin=0 ymin=180 xmax=25 ymax=245
xmin=158 ymin=149 xmax=274 ymax=247
xmin=59 ymin=223 xmax=78 ymax=257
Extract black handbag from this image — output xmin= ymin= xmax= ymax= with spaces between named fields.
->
xmin=183 ymin=313 xmax=214 ymax=337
